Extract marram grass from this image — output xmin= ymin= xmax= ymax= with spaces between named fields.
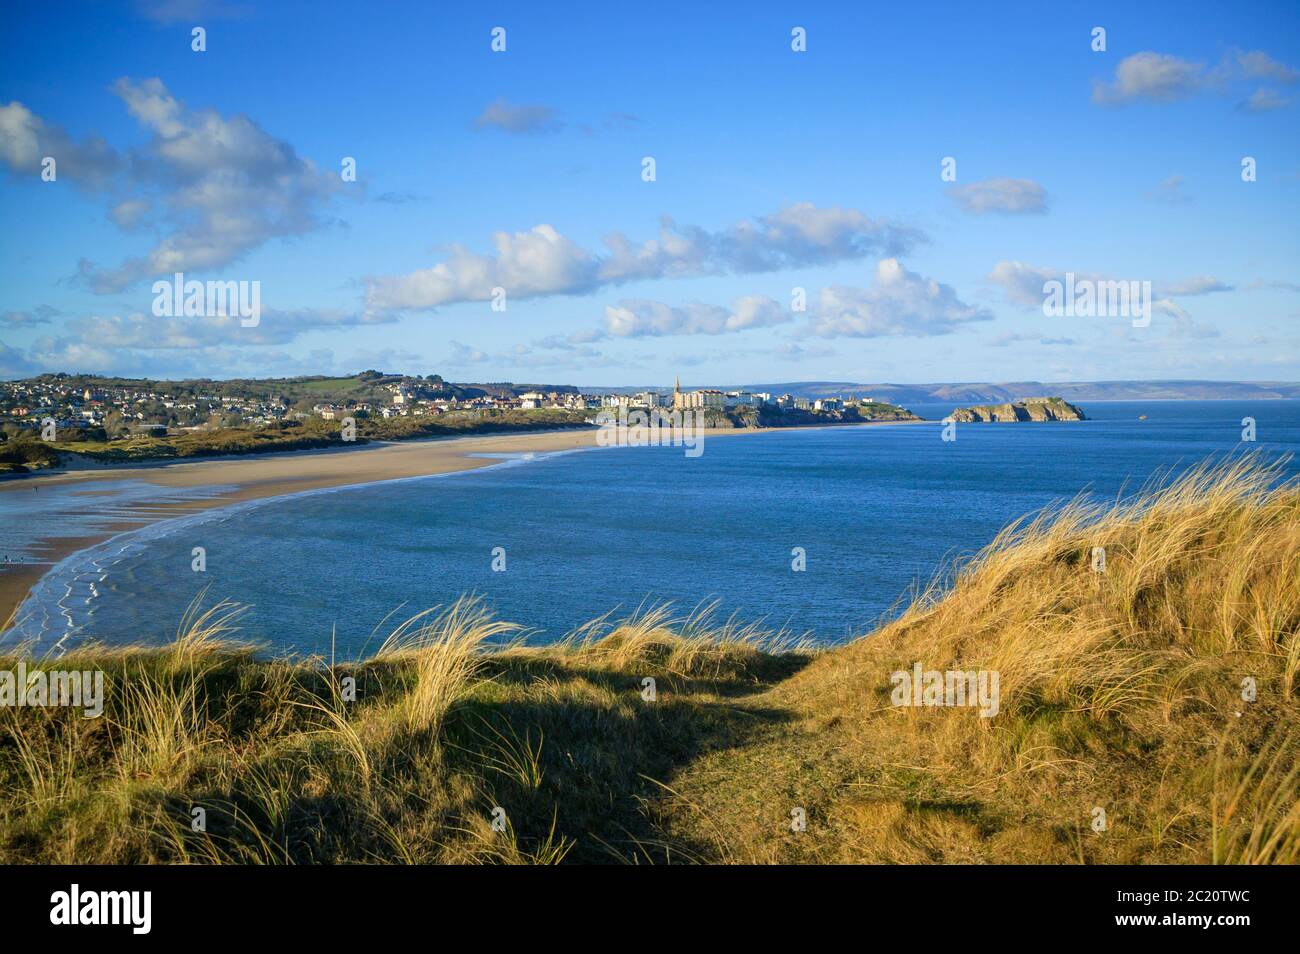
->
xmin=0 ymin=456 xmax=1296 ymax=864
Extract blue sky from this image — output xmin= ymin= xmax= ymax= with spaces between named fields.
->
xmin=1 ymin=0 xmax=1298 ymax=386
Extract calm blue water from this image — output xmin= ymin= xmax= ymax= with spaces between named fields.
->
xmin=4 ymin=400 xmax=1299 ymax=657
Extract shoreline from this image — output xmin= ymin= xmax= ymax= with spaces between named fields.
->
xmin=0 ymin=421 xmax=927 ymax=627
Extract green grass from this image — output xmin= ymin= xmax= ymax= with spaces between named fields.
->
xmin=0 ymin=458 xmax=1296 ymax=863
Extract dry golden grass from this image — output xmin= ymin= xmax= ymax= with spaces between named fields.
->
xmin=375 ymin=597 xmax=521 ymax=736
xmin=661 ymin=456 xmax=1299 ymax=863
xmin=0 ymin=457 xmax=1295 ymax=863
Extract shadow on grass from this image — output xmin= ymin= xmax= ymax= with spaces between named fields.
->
xmin=436 ymin=653 xmax=811 ymax=863
xmin=1 ymin=647 xmax=812 ymax=864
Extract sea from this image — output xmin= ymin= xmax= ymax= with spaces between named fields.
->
xmin=2 ymin=400 xmax=1298 ymax=658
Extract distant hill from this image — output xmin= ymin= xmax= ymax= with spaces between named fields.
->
xmin=721 ymin=380 xmax=1300 ymax=403
xmin=7 ymin=372 xmax=580 ymax=406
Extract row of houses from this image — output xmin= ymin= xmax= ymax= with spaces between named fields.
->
xmin=0 ymin=378 xmax=296 ymax=433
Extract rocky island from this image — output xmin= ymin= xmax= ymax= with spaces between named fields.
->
xmin=949 ymin=396 xmax=1086 ymax=422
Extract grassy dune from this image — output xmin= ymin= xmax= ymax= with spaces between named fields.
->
xmin=1 ymin=458 xmax=1296 ymax=864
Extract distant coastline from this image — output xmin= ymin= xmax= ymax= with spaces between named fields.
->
xmin=733 ymin=381 xmax=1300 ymax=403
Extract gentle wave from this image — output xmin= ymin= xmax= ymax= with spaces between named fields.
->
xmin=3 ymin=448 xmax=583 ymax=653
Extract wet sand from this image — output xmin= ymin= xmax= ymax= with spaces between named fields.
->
xmin=0 ymin=422 xmax=927 ymax=624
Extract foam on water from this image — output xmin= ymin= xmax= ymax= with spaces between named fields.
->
xmin=1 ymin=451 xmax=579 ymax=652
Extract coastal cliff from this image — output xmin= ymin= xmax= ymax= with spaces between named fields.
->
xmin=949 ymin=396 xmax=1086 ymax=423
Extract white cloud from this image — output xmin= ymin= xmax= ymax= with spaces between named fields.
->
xmin=445 ymin=341 xmax=491 ymax=366
xmin=473 ymin=98 xmax=561 ymax=133
xmin=992 ymin=261 xmax=1232 ymax=307
xmin=1147 ymin=174 xmax=1191 ymax=205
xmin=1094 ymin=49 xmax=1297 ymax=108
xmin=1 ymin=79 xmax=344 ymax=294
xmin=64 ymin=307 xmax=390 ymax=350
xmin=987 ymin=260 xmax=1068 ymax=307
xmin=364 ymin=203 xmax=924 ymax=311
xmin=0 ymin=341 xmax=39 ymax=378
xmin=988 ymin=260 xmax=1189 ymax=322
xmin=2 ymin=334 xmax=418 ymax=380
xmin=433 ymin=261 xmax=983 ymax=371
xmin=1159 ymin=276 xmax=1233 ymax=296
xmin=570 ymin=262 xmax=985 ymax=343
xmin=990 ymin=333 xmax=1077 ymax=347
xmin=0 ymin=305 xmax=58 ymax=328
xmin=1232 ymin=49 xmax=1300 ymax=84
xmin=373 ymin=190 xmax=421 ymax=205
xmin=718 ymin=203 xmax=919 ymax=273
xmin=366 ymin=225 xmax=598 ymax=311
xmin=108 ymin=197 xmax=152 ymax=230
xmin=775 ymin=341 xmax=836 ymax=360
xmin=0 ymin=306 xmax=395 ymax=377
xmin=441 ymin=338 xmax=626 ymax=372
xmin=601 ymin=295 xmax=789 ymax=338
xmin=1092 ymin=52 xmax=1203 ymax=104
xmin=1241 ymin=88 xmax=1290 ymax=112
xmin=804 ymin=259 xmax=990 ymax=338
xmin=947 ymin=178 xmax=1047 ymax=214
xmin=94 ymin=79 xmax=341 ymax=292
xmin=0 ymin=101 xmax=121 ymax=188
xmin=134 ymin=1 xmax=246 ymax=25
xmin=1168 ymin=315 xmax=1221 ymax=339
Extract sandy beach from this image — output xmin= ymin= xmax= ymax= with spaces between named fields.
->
xmin=0 ymin=422 xmax=926 ymax=625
